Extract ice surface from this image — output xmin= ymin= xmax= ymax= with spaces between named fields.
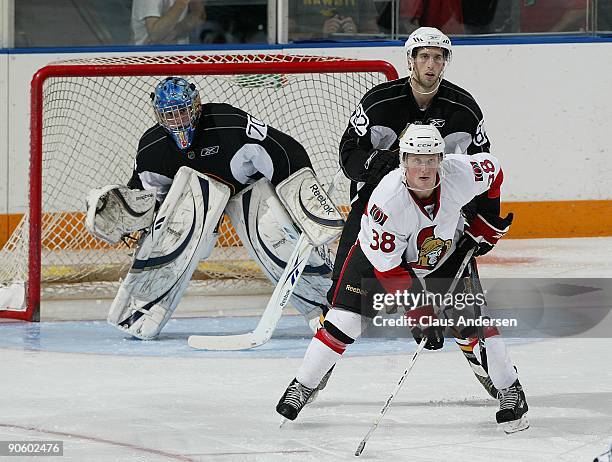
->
xmin=1 ymin=237 xmax=611 ymax=461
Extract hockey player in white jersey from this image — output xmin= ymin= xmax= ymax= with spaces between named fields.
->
xmin=276 ymin=124 xmax=528 ymax=432
xmin=84 ymin=77 xmax=343 ymax=342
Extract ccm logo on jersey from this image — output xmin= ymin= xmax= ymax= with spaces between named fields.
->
xmin=369 ymin=204 xmax=389 ymax=226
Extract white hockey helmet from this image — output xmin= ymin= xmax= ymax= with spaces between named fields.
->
xmin=399 ymin=124 xmax=445 ymax=156
xmin=404 ymin=27 xmax=452 ymax=68
xmin=399 ymin=124 xmax=445 ymax=192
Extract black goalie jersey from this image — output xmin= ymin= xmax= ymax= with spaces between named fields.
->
xmin=340 ymin=77 xmax=490 ymax=202
xmin=128 ymin=103 xmax=312 ymax=202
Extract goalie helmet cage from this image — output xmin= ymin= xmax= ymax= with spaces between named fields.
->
xmin=0 ymin=53 xmax=398 ymax=322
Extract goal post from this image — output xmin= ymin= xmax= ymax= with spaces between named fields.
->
xmin=0 ymin=54 xmax=398 ymax=322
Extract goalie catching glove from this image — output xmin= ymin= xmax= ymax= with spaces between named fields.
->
xmin=85 ymin=185 xmax=156 ymax=244
xmin=464 ymin=212 xmax=514 ymax=256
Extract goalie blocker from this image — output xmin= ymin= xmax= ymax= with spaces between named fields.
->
xmin=276 ymin=168 xmax=344 ymax=248
xmin=225 ymin=178 xmax=336 ymax=323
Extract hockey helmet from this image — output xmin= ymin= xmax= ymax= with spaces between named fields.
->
xmin=399 ymin=124 xmax=445 ymax=191
xmin=399 ymin=124 xmax=445 ymax=156
xmin=151 ymin=77 xmax=201 ymax=150
xmin=404 ymin=27 xmax=452 ymax=69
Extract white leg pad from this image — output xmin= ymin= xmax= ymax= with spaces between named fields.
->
xmin=225 ymin=178 xmax=333 ymax=322
xmin=108 ymin=167 xmax=230 ymax=339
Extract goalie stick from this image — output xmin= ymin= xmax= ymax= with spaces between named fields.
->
xmin=188 ymin=173 xmax=342 ymax=351
xmin=188 ymin=233 xmax=313 ymax=350
xmin=355 ymin=247 xmax=476 ymax=457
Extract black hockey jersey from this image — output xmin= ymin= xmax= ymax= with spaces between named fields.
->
xmin=339 ymin=77 xmax=490 ymax=202
xmin=128 ymin=103 xmax=312 ymax=203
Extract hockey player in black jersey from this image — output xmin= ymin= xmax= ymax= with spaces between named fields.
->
xmin=127 ymin=77 xmax=312 ymax=200
xmin=316 ymin=27 xmax=504 ymax=403
xmin=85 ymin=76 xmax=343 ymax=341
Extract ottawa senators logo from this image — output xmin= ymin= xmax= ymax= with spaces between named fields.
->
xmin=369 ymin=204 xmax=388 ymax=226
xmin=412 ymin=226 xmax=452 ymax=269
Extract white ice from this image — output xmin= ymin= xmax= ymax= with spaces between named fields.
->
xmin=1 ymin=237 xmax=612 ymax=461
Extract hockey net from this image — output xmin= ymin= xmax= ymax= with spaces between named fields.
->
xmin=0 ymin=54 xmax=397 ymax=321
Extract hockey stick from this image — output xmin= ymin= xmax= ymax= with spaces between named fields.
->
xmin=468 ymin=258 xmax=488 ymax=371
xmin=355 ymin=336 xmax=427 ymax=457
xmin=188 ymin=233 xmax=313 ymax=350
xmin=188 ymin=174 xmax=342 ymax=351
xmin=355 ymin=247 xmax=476 ymax=457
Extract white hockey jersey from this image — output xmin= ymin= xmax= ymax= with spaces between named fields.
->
xmin=358 ymin=153 xmax=503 ymax=277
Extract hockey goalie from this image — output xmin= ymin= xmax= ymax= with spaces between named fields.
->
xmin=85 ymin=76 xmax=344 ymax=343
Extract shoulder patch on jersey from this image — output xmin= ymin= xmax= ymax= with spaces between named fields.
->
xmin=246 ymin=114 xmax=268 ymax=141
xmin=369 ymin=204 xmax=389 ymax=226
xmin=349 ymin=104 xmax=369 ymax=137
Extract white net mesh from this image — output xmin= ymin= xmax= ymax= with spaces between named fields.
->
xmin=0 ymin=54 xmax=391 ymax=312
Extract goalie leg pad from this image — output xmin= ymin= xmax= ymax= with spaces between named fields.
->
xmin=225 ymin=179 xmax=332 ymax=323
xmin=85 ymin=185 xmax=156 ymax=244
xmin=108 ymin=167 xmax=230 ymax=339
xmin=275 ymin=168 xmax=344 ymax=247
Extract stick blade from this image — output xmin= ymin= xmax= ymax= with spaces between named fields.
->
xmin=354 ymin=441 xmax=366 ymax=457
xmin=187 ymin=332 xmax=264 ymax=351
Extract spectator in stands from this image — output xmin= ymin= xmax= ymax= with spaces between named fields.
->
xmin=399 ymin=0 xmax=464 ymax=35
xmin=198 ymin=4 xmax=268 ymax=44
xmin=599 ymin=2 xmax=612 ymax=31
xmin=131 ymin=0 xmax=205 ymax=45
xmin=462 ymin=0 xmax=508 ymax=35
xmin=520 ymin=0 xmax=586 ymax=33
xmin=288 ymin=0 xmax=379 ymax=41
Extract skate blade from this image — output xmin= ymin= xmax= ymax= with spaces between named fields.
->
xmin=306 ymin=389 xmax=319 ymax=405
xmin=502 ymin=415 xmax=529 ymax=434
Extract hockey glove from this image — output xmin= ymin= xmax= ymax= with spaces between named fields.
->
xmin=405 ymin=305 xmax=444 ymax=350
xmin=364 ymin=149 xmax=400 ymax=184
xmin=465 ymin=212 xmax=514 ymax=256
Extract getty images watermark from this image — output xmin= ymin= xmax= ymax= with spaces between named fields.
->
xmin=369 ymin=289 xmax=518 ymax=329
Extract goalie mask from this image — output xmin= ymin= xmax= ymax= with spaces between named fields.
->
xmin=151 ymin=77 xmax=202 ymax=150
xmin=399 ymin=124 xmax=445 ymax=192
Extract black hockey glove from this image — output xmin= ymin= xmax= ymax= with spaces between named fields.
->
xmin=404 ymin=305 xmax=445 ymax=350
xmin=465 ymin=212 xmax=514 ymax=256
xmin=364 ymin=149 xmax=400 ymax=184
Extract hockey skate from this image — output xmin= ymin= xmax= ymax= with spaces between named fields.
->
xmin=276 ymin=378 xmax=316 ymax=421
xmin=306 ymin=365 xmax=335 ymax=404
xmin=496 ymin=379 xmax=529 ymax=433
